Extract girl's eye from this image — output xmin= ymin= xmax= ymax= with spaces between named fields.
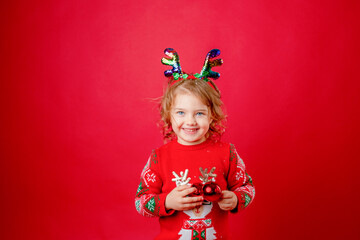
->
xmin=196 ymin=112 xmax=205 ymax=116
xmin=177 ymin=111 xmax=185 ymax=115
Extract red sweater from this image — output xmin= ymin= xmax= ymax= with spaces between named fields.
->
xmin=135 ymin=139 xmax=255 ymax=240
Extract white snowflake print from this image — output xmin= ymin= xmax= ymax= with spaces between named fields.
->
xmin=147 ymin=198 xmax=155 ymax=212
xmin=235 ymin=171 xmax=244 ymax=181
xmin=141 ymin=168 xmax=156 ymax=187
xmin=146 ymin=172 xmax=156 ymax=183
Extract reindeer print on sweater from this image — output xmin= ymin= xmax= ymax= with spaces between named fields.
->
xmin=172 ymin=169 xmax=218 ymax=240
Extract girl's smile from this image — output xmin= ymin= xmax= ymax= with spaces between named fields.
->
xmin=170 ymin=93 xmax=212 ymax=145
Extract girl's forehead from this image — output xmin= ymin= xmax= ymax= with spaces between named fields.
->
xmin=173 ymin=92 xmax=208 ymax=108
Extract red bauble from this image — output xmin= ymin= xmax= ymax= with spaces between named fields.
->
xmin=190 ymin=183 xmax=204 ymax=196
xmin=203 ymin=182 xmax=222 ymax=202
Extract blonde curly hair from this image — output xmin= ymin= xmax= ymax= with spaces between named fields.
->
xmin=159 ymin=78 xmax=226 ymax=142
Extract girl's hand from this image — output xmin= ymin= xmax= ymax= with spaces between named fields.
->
xmin=165 ymin=185 xmax=204 ymax=211
xmin=218 ymin=190 xmax=238 ymax=211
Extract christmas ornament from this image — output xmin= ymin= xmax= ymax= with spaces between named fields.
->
xmin=191 ymin=182 xmax=204 ymax=196
xmin=203 ymin=182 xmax=222 ymax=202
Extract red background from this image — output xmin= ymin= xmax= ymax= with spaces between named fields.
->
xmin=1 ymin=0 xmax=360 ymax=239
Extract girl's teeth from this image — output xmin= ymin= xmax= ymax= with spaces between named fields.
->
xmin=184 ymin=128 xmax=196 ymax=132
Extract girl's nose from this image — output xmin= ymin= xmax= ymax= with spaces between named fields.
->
xmin=186 ymin=116 xmax=197 ymax=125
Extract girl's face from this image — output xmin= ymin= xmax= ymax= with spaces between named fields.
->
xmin=170 ymin=92 xmax=212 ymax=145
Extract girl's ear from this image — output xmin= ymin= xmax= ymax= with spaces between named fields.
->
xmin=208 ymin=109 xmax=213 ymax=124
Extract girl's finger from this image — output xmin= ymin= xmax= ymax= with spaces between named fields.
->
xmin=220 ymin=202 xmax=232 ymax=207
xmin=219 ymin=198 xmax=229 ymax=203
xmin=182 ymin=201 xmax=203 ymax=210
xmin=176 ymin=185 xmax=191 ymax=191
xmin=221 ymin=195 xmax=231 ymax=199
xmin=182 ymin=196 xmax=203 ymax=204
xmin=221 ymin=191 xmax=235 ymax=199
xmin=179 ymin=187 xmax=197 ymax=196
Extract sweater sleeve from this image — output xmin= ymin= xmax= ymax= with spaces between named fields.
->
xmin=227 ymin=144 xmax=255 ymax=212
xmin=135 ymin=150 xmax=175 ymax=218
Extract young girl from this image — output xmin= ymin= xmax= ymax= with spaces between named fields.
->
xmin=135 ymin=48 xmax=255 ymax=240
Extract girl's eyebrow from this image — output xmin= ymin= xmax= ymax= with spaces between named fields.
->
xmin=173 ymin=107 xmax=208 ymax=111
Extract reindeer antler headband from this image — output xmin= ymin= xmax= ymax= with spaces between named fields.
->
xmin=161 ymin=48 xmax=223 ymax=90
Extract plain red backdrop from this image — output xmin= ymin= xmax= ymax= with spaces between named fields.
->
xmin=1 ymin=0 xmax=360 ymax=239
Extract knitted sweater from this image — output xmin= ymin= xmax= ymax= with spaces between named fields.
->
xmin=135 ymin=139 xmax=255 ymax=240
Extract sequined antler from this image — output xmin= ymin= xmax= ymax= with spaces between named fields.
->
xmin=161 ymin=48 xmax=183 ymax=80
xmin=199 ymin=167 xmax=217 ymax=183
xmin=199 ymin=49 xmax=223 ymax=81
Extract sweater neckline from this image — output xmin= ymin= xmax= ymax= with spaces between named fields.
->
xmin=172 ymin=139 xmax=212 ymax=151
